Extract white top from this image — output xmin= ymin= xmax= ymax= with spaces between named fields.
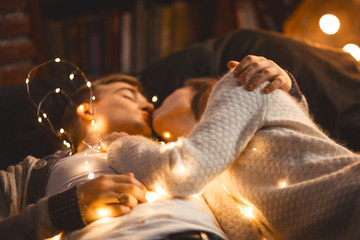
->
xmin=46 ymin=148 xmax=227 ymax=240
xmin=108 ymin=70 xmax=360 ymax=240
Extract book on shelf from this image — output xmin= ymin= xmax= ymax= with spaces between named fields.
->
xmin=234 ymin=0 xmax=260 ymax=29
xmin=120 ymin=11 xmax=133 ymax=74
xmin=86 ymin=14 xmax=104 ymax=77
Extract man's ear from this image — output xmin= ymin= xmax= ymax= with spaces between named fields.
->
xmin=76 ymin=103 xmax=94 ymax=124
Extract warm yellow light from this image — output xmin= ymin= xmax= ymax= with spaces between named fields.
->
xmin=319 ymin=14 xmax=340 ymax=35
xmin=152 ymin=95 xmax=158 ymax=103
xmin=252 ymin=147 xmax=257 ymax=151
xmin=92 ymin=96 xmax=96 ymax=100
xmin=44 ymin=233 xmax=62 ymax=240
xmin=279 ymin=180 xmax=287 ymax=188
xmin=163 ymin=132 xmax=171 ymax=139
xmin=87 ymin=81 xmax=92 ymax=88
xmin=240 ymin=206 xmax=255 ymax=219
xmin=63 ymin=140 xmax=71 ymax=148
xmin=96 ymin=206 xmax=112 ymax=218
xmin=25 ymin=78 xmax=29 ymax=84
xmin=343 ymin=43 xmax=360 ymax=61
xmin=55 ymin=58 xmax=61 ymax=62
xmin=79 ymin=105 xmax=85 ymax=111
xmin=59 ymin=128 xmax=65 ymax=134
xmin=172 ymin=163 xmax=186 ymax=175
xmin=38 ymin=117 xmax=42 ymax=123
xmin=145 ymin=191 xmax=161 ymax=203
xmin=88 ymin=172 xmax=95 ymax=179
xmin=69 ymin=73 xmax=75 ymax=80
xmin=91 ymin=120 xmax=96 ymax=127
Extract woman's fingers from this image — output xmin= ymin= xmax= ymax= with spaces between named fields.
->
xmin=228 ymin=55 xmax=292 ymax=93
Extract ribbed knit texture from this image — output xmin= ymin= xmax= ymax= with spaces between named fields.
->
xmin=48 ymin=186 xmax=85 ymax=231
xmin=108 ymin=70 xmax=360 ymax=240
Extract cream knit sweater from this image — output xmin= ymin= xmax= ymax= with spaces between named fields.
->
xmin=108 ymin=71 xmax=360 ymax=240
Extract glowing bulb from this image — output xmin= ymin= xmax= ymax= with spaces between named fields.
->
xmin=69 ymin=73 xmax=75 ymax=80
xmin=152 ymin=95 xmax=158 ymax=103
xmin=38 ymin=117 xmax=42 ymax=123
xmin=146 ymin=191 xmax=161 ymax=203
xmin=55 ymin=88 xmax=60 ymax=93
xmin=55 ymin=58 xmax=61 ymax=62
xmin=163 ymin=132 xmax=171 ymax=139
xmin=91 ymin=120 xmax=96 ymax=127
xmin=87 ymin=81 xmax=92 ymax=88
xmin=240 ymin=206 xmax=255 ymax=219
xmin=319 ymin=14 xmax=340 ymax=35
xmin=172 ymin=164 xmax=186 ymax=175
xmin=96 ymin=207 xmax=112 ymax=218
xmin=92 ymin=96 xmax=96 ymax=100
xmin=88 ymin=172 xmax=95 ymax=179
xmin=43 ymin=113 xmax=47 ymax=118
xmin=59 ymin=128 xmax=65 ymax=134
xmin=44 ymin=233 xmax=62 ymax=240
xmin=343 ymin=43 xmax=360 ymax=61
xmin=84 ymin=160 xmax=88 ymax=165
xmin=252 ymin=147 xmax=257 ymax=151
xmin=63 ymin=140 xmax=70 ymax=148
xmin=279 ymin=180 xmax=287 ymax=188
xmin=25 ymin=78 xmax=29 ymax=84
xmin=79 ymin=105 xmax=84 ymax=111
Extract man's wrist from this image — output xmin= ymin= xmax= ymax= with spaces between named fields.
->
xmin=48 ymin=186 xmax=86 ymax=231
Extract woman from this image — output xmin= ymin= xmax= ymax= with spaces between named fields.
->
xmin=108 ymin=55 xmax=360 ymax=240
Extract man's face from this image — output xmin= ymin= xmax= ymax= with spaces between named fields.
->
xmin=94 ymin=82 xmax=154 ymax=137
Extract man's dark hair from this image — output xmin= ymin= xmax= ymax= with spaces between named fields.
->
xmin=184 ymin=77 xmax=218 ymax=121
xmin=63 ymin=73 xmax=144 ymax=149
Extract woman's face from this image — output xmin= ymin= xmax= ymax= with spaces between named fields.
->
xmin=152 ymin=86 xmax=197 ymax=141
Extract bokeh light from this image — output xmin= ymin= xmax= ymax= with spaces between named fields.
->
xmin=319 ymin=14 xmax=340 ymax=35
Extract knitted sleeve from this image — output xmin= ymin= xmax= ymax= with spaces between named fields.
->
xmin=108 ymin=71 xmax=268 ymax=197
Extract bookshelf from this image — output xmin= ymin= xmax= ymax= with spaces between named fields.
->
xmin=3 ymin=0 xmax=294 ymax=86
xmin=0 ymin=0 xmax=304 ymax=86
xmin=26 ymin=0 xmax=237 ymax=80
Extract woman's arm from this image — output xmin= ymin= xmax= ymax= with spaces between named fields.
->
xmin=108 ymin=68 xmax=269 ymax=197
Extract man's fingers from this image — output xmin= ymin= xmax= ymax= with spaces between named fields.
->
xmin=118 ymin=193 xmax=138 ymax=208
xmin=106 ymin=204 xmax=131 ymax=218
xmin=111 ymin=174 xmax=147 ymax=192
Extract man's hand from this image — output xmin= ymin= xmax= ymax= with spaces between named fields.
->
xmin=77 ymin=173 xmax=147 ymax=224
xmin=227 ymin=55 xmax=292 ymax=93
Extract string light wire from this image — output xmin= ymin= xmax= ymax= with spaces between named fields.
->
xmin=25 ymin=58 xmax=102 ymax=153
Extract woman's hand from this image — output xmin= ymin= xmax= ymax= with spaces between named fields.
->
xmin=77 ymin=173 xmax=147 ymax=224
xmin=227 ymin=55 xmax=292 ymax=93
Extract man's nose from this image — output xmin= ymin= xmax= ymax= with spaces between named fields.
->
xmin=141 ymin=101 xmax=155 ymax=113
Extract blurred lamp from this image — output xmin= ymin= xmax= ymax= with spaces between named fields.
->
xmin=319 ymin=14 xmax=340 ymax=35
xmin=343 ymin=43 xmax=360 ymax=60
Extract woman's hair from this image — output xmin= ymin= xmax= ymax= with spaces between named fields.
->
xmin=62 ymin=73 xmax=144 ymax=148
xmin=183 ymin=77 xmax=218 ymax=121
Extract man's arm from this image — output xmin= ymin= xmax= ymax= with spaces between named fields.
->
xmin=0 ymin=157 xmax=146 ymax=240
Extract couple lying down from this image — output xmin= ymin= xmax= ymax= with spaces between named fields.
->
xmin=72 ymin=55 xmax=360 ymax=239
xmin=2 ymin=56 xmax=360 ymax=240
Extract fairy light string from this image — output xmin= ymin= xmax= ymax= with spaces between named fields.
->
xmin=25 ymin=58 xmax=103 ymax=153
